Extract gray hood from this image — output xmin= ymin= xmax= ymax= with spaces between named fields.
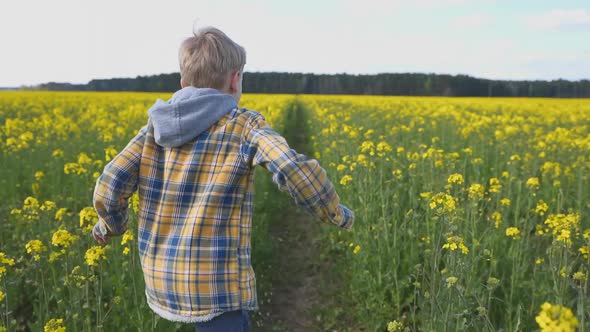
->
xmin=147 ymin=87 xmax=238 ymax=147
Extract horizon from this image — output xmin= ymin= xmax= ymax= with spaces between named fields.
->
xmin=6 ymin=70 xmax=590 ymax=90
xmin=1 ymin=0 xmax=589 ymax=87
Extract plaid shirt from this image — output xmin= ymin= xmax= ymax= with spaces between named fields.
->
xmin=92 ymin=107 xmax=354 ymax=322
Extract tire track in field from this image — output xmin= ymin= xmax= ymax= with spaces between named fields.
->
xmin=261 ymin=100 xmax=323 ymax=332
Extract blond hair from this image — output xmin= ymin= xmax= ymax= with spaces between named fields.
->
xmin=179 ymin=26 xmax=246 ymax=89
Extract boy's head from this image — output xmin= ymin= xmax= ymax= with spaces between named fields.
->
xmin=179 ymin=26 xmax=246 ymax=103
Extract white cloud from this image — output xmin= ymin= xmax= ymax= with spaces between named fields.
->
xmin=451 ymin=13 xmax=494 ymax=29
xmin=524 ymin=9 xmax=590 ymax=30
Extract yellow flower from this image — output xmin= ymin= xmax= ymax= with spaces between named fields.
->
xmin=359 ymin=141 xmax=375 ymax=155
xmin=489 ymin=211 xmax=502 ymax=229
xmin=447 ymin=173 xmax=464 ymax=185
xmin=32 ymin=183 xmax=40 ymax=196
xmin=63 ymin=162 xmax=86 ymax=175
xmin=67 ymin=265 xmax=88 ymax=287
xmin=34 ymin=171 xmax=45 ymax=181
xmin=85 ymin=246 xmax=107 ymax=267
xmin=104 ymin=146 xmax=119 ymax=161
xmin=79 ymin=207 xmax=98 ymax=233
xmin=77 ymin=152 xmax=93 ymax=166
xmin=446 ymin=276 xmax=458 ymax=288
xmin=130 ymin=192 xmax=140 ymax=214
xmin=376 ymin=141 xmax=392 ymax=157
xmin=560 ymin=267 xmax=567 ymax=278
xmin=25 ymin=239 xmax=47 ymax=261
xmin=23 ymin=196 xmax=39 ymax=208
xmin=541 ymin=161 xmax=562 ymax=178
xmin=573 ymin=271 xmax=586 ymax=282
xmin=44 ymin=318 xmax=66 ymax=332
xmin=535 ymin=302 xmax=578 ymax=332
xmin=429 ymin=193 xmax=456 ymax=214
xmin=0 ymin=289 xmax=4 ymax=302
xmin=51 ymin=229 xmax=78 ymax=248
xmin=419 ymin=192 xmax=432 ymax=199
xmin=357 ymin=154 xmax=368 ymax=166
xmin=387 ymin=320 xmax=404 ymax=332
xmin=121 ymin=230 xmax=134 ymax=245
xmin=41 ymin=200 xmax=56 ymax=212
xmin=442 ymin=236 xmax=469 ymax=254
xmin=543 ymin=213 xmax=580 ymax=245
xmin=52 ymin=149 xmax=64 ymax=157
xmin=447 ymin=152 xmax=460 ymax=160
xmin=0 ymin=252 xmax=15 ymax=267
xmin=505 ymin=227 xmax=521 ymax=239
xmin=579 ymin=246 xmax=589 ymax=259
xmin=488 ymin=178 xmax=502 ymax=193
xmin=123 ymin=247 xmax=130 ymax=255
xmin=526 ymin=177 xmax=540 ymax=191
xmin=49 ymin=252 xmax=63 ymax=263
xmin=54 ymin=208 xmax=69 ymax=222
xmin=535 ymin=200 xmax=549 ymax=216
xmin=339 ymin=175 xmax=353 ymax=186
xmin=22 ymin=196 xmax=40 ymax=221
xmin=352 ymin=245 xmax=361 ymax=254
xmin=468 ymin=184 xmax=484 ymax=200
xmin=500 ymin=198 xmax=511 ymax=206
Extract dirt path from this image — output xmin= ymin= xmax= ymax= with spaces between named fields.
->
xmin=260 ymin=101 xmax=323 ymax=332
xmin=266 ymin=208 xmax=322 ymax=332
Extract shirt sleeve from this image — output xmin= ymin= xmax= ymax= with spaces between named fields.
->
xmin=92 ymin=125 xmax=147 ymax=237
xmin=241 ymin=112 xmax=354 ymax=230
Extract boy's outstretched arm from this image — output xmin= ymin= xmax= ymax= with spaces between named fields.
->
xmin=92 ymin=125 xmax=148 ymax=243
xmin=241 ymin=113 xmax=354 ymax=230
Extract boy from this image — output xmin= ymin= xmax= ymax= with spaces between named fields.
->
xmin=92 ymin=26 xmax=354 ymax=331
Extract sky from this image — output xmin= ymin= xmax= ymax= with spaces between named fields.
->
xmin=1 ymin=0 xmax=589 ymax=87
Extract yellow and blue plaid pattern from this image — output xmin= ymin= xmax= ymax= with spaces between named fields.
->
xmin=93 ymin=107 xmax=354 ymax=320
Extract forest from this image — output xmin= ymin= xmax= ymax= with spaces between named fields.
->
xmin=33 ymin=72 xmax=590 ymax=98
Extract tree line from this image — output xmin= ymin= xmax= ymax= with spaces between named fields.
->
xmin=33 ymin=72 xmax=590 ymax=98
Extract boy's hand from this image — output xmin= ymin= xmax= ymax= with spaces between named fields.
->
xmin=337 ymin=205 xmax=355 ymax=230
xmin=92 ymin=224 xmax=109 ymax=244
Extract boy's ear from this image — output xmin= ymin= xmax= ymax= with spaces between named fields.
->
xmin=229 ymin=71 xmax=239 ymax=92
xmin=180 ymin=79 xmax=186 ymax=88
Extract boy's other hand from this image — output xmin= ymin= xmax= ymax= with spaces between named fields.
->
xmin=337 ymin=205 xmax=355 ymax=230
xmin=92 ymin=226 xmax=109 ymax=244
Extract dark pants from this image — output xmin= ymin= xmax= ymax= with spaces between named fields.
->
xmin=195 ymin=310 xmax=249 ymax=332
